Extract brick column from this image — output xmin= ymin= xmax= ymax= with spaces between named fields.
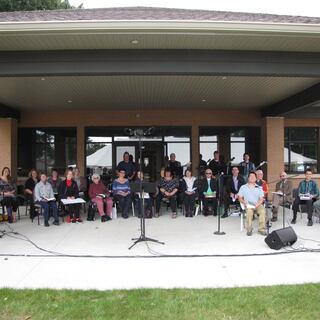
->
xmin=191 ymin=125 xmax=199 ymax=175
xmin=77 ymin=125 xmax=85 ymax=176
xmin=0 ymin=118 xmax=18 ymax=178
xmin=262 ymin=117 xmax=284 ymax=191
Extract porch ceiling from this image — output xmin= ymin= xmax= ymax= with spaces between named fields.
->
xmin=0 ymin=75 xmax=318 ymax=112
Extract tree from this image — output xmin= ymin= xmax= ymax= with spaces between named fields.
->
xmin=0 ymin=0 xmax=83 ymax=11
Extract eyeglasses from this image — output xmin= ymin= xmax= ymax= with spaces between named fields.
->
xmin=205 ymin=172 xmax=212 ymax=175
xmin=93 ymin=177 xmax=99 ymax=180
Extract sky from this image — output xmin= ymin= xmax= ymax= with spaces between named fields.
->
xmin=69 ymin=0 xmax=320 ymax=17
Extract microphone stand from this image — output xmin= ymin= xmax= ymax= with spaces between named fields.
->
xmin=128 ymin=128 xmax=165 ymax=250
xmin=214 ymin=172 xmax=226 ymax=236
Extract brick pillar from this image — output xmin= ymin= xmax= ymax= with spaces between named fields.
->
xmin=262 ymin=117 xmax=284 ymax=191
xmin=0 ymin=118 xmax=17 ymax=178
xmin=77 ymin=125 xmax=85 ymax=176
xmin=191 ymin=125 xmax=199 ymax=175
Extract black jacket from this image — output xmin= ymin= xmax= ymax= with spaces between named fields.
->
xmin=199 ymin=178 xmax=218 ymax=198
xmin=58 ymin=179 xmax=79 ymax=199
xmin=181 ymin=178 xmax=198 ymax=196
xmin=226 ymin=175 xmax=245 ymax=195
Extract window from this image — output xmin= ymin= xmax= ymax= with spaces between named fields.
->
xmin=199 ymin=135 xmax=218 ymax=164
xmin=230 ymin=130 xmax=246 ymax=164
xmin=285 ymin=128 xmax=318 ymax=173
xmin=18 ymin=128 xmax=77 ymax=176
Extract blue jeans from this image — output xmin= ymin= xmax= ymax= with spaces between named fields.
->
xmin=40 ymin=201 xmax=58 ymax=222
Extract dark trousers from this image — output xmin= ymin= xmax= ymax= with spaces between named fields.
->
xmin=114 ymin=194 xmax=131 ymax=217
xmin=202 ymin=197 xmax=217 ymax=215
xmin=292 ymin=196 xmax=315 ymax=220
xmin=224 ymin=196 xmax=241 ymax=214
xmin=156 ymin=193 xmax=177 ymax=213
xmin=40 ymin=201 xmax=58 ymax=222
xmin=65 ymin=203 xmax=81 ymax=219
xmin=25 ymin=194 xmax=35 ymax=218
xmin=1 ymin=196 xmax=20 ymax=215
xmin=183 ymin=194 xmax=196 ymax=213
xmin=135 ymin=195 xmax=153 ymax=217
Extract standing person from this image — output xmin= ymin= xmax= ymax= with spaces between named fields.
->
xmin=291 ymin=169 xmax=319 ymax=226
xmin=89 ymin=174 xmax=112 ymax=222
xmin=112 ymin=168 xmax=132 ymax=219
xmin=58 ymin=169 xmax=82 ymax=223
xmin=238 ymin=171 xmax=266 ymax=236
xmin=0 ymin=167 xmax=20 ymax=223
xmin=199 ymin=168 xmax=218 ymax=216
xmin=168 ymin=153 xmax=182 ymax=179
xmin=271 ymin=171 xmax=293 ymax=222
xmin=223 ymin=166 xmax=245 ymax=218
xmin=155 ymin=168 xmax=179 ymax=218
xmin=208 ymin=151 xmax=224 ymax=176
xmin=34 ymin=173 xmax=59 ymax=227
xmin=239 ymin=153 xmax=256 ymax=182
xmin=24 ymin=169 xmax=39 ymax=220
xmin=48 ymin=168 xmax=62 ymax=195
xmin=181 ymin=168 xmax=197 ymax=217
xmin=116 ymin=152 xmax=136 ymax=181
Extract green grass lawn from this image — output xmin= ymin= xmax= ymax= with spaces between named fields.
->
xmin=1 ymin=284 xmax=320 ymax=320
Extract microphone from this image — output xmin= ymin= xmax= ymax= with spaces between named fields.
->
xmin=230 ymin=157 xmax=235 ymax=162
xmin=207 ymin=159 xmax=211 ymax=163
xmin=259 ymin=161 xmax=267 ymax=166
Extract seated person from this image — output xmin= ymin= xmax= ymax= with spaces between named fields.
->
xmin=133 ymin=171 xmax=153 ymax=218
xmin=223 ymin=166 xmax=245 ymax=218
xmin=199 ymin=168 xmax=218 ymax=216
xmin=112 ymin=168 xmax=131 ymax=219
xmin=24 ymin=169 xmax=39 ymax=220
xmin=238 ymin=171 xmax=266 ymax=236
xmin=116 ymin=152 xmax=136 ymax=181
xmin=271 ymin=171 xmax=293 ymax=222
xmin=58 ymin=169 xmax=82 ymax=223
xmin=181 ymin=168 xmax=198 ymax=217
xmin=48 ymin=168 xmax=62 ymax=197
xmin=73 ymin=167 xmax=88 ymax=199
xmin=88 ymin=174 xmax=112 ymax=222
xmin=256 ymin=170 xmax=269 ymax=199
xmin=0 ymin=167 xmax=20 ymax=223
xmin=292 ymin=168 xmax=319 ymax=226
xmin=155 ymin=168 xmax=179 ymax=218
xmin=34 ymin=173 xmax=59 ymax=227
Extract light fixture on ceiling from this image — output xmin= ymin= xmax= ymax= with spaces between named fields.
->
xmin=131 ymin=39 xmax=139 ymax=44
xmin=41 ymin=77 xmax=46 ymax=81
xmin=222 ymin=76 xmax=227 ymax=80
xmin=67 ymin=100 xmax=73 ymax=103
xmin=202 ymin=99 xmax=206 ymax=102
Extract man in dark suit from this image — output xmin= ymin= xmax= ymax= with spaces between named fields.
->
xmin=222 ymin=166 xmax=245 ymax=218
xmin=208 ymin=151 xmax=225 ymax=176
xmin=199 ymin=168 xmax=218 ymax=216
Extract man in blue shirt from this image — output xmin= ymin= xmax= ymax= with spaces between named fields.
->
xmin=292 ymin=168 xmax=319 ymax=226
xmin=238 ymin=171 xmax=266 ymax=236
xmin=116 ymin=152 xmax=136 ymax=181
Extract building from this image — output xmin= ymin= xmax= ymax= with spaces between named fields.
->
xmin=0 ymin=7 xmax=320 ymax=189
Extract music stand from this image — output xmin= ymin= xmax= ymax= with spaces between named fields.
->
xmin=127 ymin=128 xmax=165 ymax=250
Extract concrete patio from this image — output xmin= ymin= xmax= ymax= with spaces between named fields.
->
xmin=0 ymin=208 xmax=320 ymax=290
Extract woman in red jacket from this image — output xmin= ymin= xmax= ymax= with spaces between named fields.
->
xmin=89 ymin=174 xmax=113 ymax=222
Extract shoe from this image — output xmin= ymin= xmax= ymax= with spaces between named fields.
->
xmin=221 ymin=213 xmax=228 ymax=218
xmin=106 ymin=215 xmax=112 ymax=221
xmin=76 ymin=218 xmax=83 ymax=223
xmin=246 ymin=230 xmax=252 ymax=236
xmin=154 ymin=212 xmax=159 ymax=218
xmin=8 ymin=216 xmax=13 ymax=224
xmin=271 ymin=217 xmax=277 ymax=222
xmin=53 ymin=220 xmax=59 ymax=226
xmin=122 ymin=214 xmax=129 ymax=219
xmin=258 ymin=230 xmax=267 ymax=236
xmin=307 ymin=220 xmax=313 ymax=226
xmin=291 ymin=219 xmax=296 ymax=224
xmin=213 ymin=212 xmax=217 ymax=216
xmin=172 ymin=213 xmax=177 ymax=219
xmin=44 ymin=221 xmax=49 ymax=227
xmin=72 ymin=218 xmax=77 ymax=223
xmin=101 ymin=215 xmax=106 ymax=222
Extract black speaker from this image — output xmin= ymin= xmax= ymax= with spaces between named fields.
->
xmin=265 ymin=227 xmax=297 ymax=250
